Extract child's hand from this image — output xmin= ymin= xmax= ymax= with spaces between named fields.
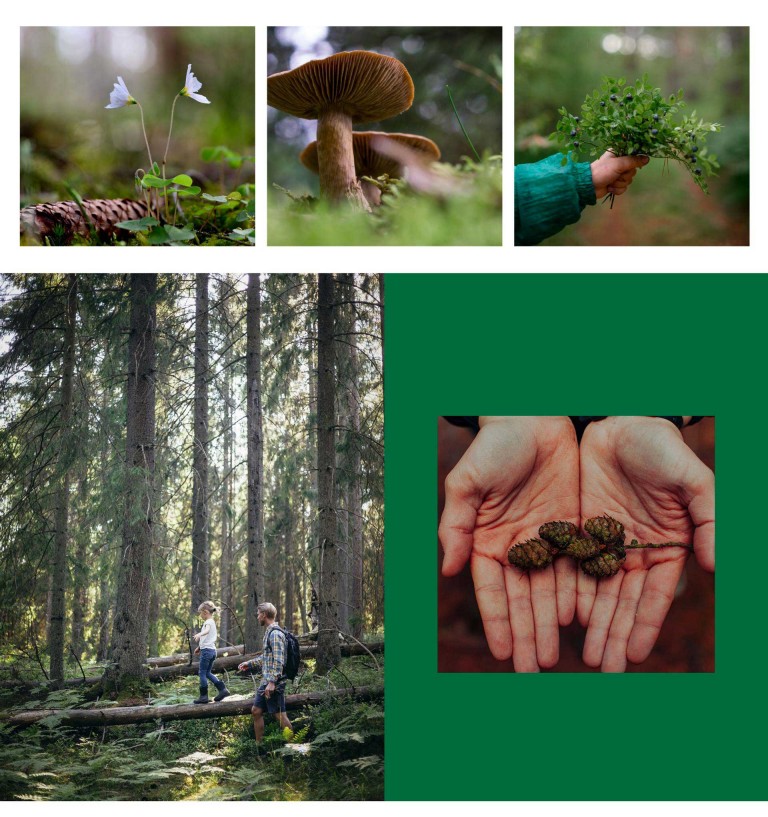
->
xmin=590 ymin=151 xmax=649 ymax=199
xmin=194 ymin=647 xmax=200 ymax=655
xmin=237 ymin=661 xmax=249 ymax=672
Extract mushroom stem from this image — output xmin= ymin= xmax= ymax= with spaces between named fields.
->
xmin=317 ymin=110 xmax=371 ymax=211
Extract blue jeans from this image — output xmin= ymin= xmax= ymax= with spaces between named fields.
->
xmin=198 ymin=648 xmax=224 ymax=691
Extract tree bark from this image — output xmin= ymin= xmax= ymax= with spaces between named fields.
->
xmin=71 ymin=462 xmax=89 ymax=663
xmin=218 ymin=276 xmax=235 ymax=646
xmin=244 ymin=274 xmax=264 ymax=653
xmin=191 ymin=273 xmax=210 ymax=616
xmin=103 ymin=273 xmax=157 ymax=689
xmin=315 ymin=274 xmax=341 ymax=674
xmin=6 ymin=686 xmax=383 ymax=727
xmin=49 ymin=274 xmax=78 ymax=682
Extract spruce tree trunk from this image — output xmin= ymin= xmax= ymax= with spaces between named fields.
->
xmin=218 ymin=277 xmax=234 ymax=645
xmin=348 ymin=308 xmax=364 ymax=640
xmin=191 ymin=274 xmax=210 ymax=616
xmin=49 ymin=274 xmax=78 ymax=682
xmin=71 ymin=464 xmax=89 ymax=663
xmin=315 ymin=274 xmax=341 ymax=674
xmin=104 ymin=273 xmax=157 ymax=689
xmin=244 ymin=274 xmax=264 ymax=653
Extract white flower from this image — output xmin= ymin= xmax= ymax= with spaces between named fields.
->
xmin=105 ymin=76 xmax=136 ymax=109
xmin=180 ymin=64 xmax=211 ymax=104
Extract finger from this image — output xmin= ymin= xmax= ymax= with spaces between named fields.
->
xmin=554 ymin=556 xmax=576 ymax=626
xmin=686 ymin=465 xmax=715 ymax=572
xmin=439 ymin=469 xmax=481 ymax=576
xmin=504 ymin=564 xmax=539 ymax=673
xmin=471 ymin=554 xmax=513 ymax=661
xmin=582 ymin=572 xmax=623 ymax=668
xmin=600 ymin=570 xmax=646 ymax=673
xmin=609 ymin=155 xmax=649 ymax=173
xmin=529 ymin=566 xmax=559 ymax=668
xmin=627 ymin=560 xmax=684 ymax=664
xmin=576 ymin=569 xmax=597 ymax=628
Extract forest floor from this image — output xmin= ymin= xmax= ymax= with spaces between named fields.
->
xmin=268 ymin=155 xmax=502 ymax=246
xmin=0 ymin=651 xmax=383 ymax=801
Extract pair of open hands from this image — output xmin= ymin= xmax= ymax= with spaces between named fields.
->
xmin=439 ymin=416 xmax=714 ymax=673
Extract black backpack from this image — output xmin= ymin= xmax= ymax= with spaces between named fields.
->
xmin=267 ymin=625 xmax=301 ymax=681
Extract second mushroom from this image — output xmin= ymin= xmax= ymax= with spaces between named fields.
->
xmin=268 ymin=51 xmax=415 ymax=210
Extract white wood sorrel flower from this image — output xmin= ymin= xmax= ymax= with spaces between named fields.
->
xmin=181 ymin=64 xmax=211 ymax=104
xmin=105 ymin=76 xmax=136 ymax=109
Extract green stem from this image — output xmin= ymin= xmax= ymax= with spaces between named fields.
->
xmin=626 ymin=539 xmax=693 ymax=551
xmin=135 ymin=102 xmax=156 ymax=220
xmin=446 ymin=85 xmax=481 ymax=162
xmin=162 ymin=94 xmax=180 ymax=223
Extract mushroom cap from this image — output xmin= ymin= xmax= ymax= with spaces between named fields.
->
xmin=268 ymin=51 xmax=415 ymax=123
xmin=300 ymin=132 xmax=441 ymax=178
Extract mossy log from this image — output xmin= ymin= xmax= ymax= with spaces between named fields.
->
xmin=4 ymin=686 xmax=383 ymax=727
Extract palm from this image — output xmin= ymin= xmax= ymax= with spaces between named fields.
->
xmin=440 ymin=417 xmax=579 ymax=671
xmin=579 ymin=417 xmax=714 ymax=672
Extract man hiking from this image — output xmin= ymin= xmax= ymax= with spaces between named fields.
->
xmin=238 ymin=602 xmax=293 ymax=743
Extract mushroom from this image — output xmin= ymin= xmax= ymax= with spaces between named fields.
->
xmin=299 ymin=131 xmax=441 ymax=207
xmin=268 ymin=51 xmax=415 ymax=210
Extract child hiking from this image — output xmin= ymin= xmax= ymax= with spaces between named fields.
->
xmin=192 ymin=601 xmax=231 ymax=704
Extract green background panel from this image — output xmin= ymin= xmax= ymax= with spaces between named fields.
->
xmin=384 ymin=273 xmax=767 ymax=800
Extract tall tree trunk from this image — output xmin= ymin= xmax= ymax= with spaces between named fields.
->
xmin=315 ymin=274 xmax=341 ymax=674
xmin=284 ymin=497 xmax=295 ymax=633
xmin=71 ymin=462 xmax=89 ymax=663
xmin=49 ymin=274 xmax=77 ymax=682
xmin=104 ymin=273 xmax=157 ymax=688
xmin=347 ymin=303 xmax=364 ymax=640
xmin=218 ymin=276 xmax=234 ymax=645
xmin=95 ymin=386 xmax=112 ymax=663
xmin=244 ymin=274 xmax=264 ymax=653
xmin=191 ymin=274 xmax=210 ymax=616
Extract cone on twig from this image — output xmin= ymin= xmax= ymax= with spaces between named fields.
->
xmin=20 ymin=199 xmax=149 ymax=244
xmin=584 ymin=515 xmax=625 ymax=546
xmin=507 ymin=538 xmax=557 ymax=570
xmin=538 ymin=521 xmax=579 ymax=548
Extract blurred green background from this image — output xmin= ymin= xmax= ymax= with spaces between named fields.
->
xmin=515 ymin=27 xmax=749 ymax=245
xmin=267 ymin=27 xmax=502 ymax=198
xmin=21 ymin=27 xmax=255 ymax=205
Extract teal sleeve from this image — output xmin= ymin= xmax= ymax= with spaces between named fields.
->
xmin=514 ymin=153 xmax=597 ymax=246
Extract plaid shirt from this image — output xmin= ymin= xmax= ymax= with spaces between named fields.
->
xmin=243 ymin=622 xmax=286 ymax=683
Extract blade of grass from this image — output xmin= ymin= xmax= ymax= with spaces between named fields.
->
xmin=446 ymin=85 xmax=481 ymax=162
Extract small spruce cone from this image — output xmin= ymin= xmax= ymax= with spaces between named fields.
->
xmin=538 ymin=521 xmax=579 ymax=548
xmin=507 ymin=539 xmax=556 ymax=570
xmin=580 ymin=550 xmax=626 ymax=578
xmin=584 ymin=515 xmax=625 ymax=546
xmin=562 ymin=537 xmax=605 ymax=561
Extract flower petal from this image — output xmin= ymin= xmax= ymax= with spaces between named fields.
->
xmin=188 ymin=92 xmax=211 ymax=104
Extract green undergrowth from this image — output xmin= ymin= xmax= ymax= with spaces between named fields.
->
xmin=0 ymin=654 xmax=383 ymax=801
xmin=268 ymin=154 xmax=502 ymax=246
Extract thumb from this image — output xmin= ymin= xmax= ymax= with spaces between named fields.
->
xmin=610 ymin=154 xmax=650 ymax=172
xmin=439 ymin=467 xmax=480 ymax=576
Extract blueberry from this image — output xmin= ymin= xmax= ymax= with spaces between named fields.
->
xmin=694 ymin=168 xmax=702 ymax=175
xmin=625 ymin=93 xmax=633 ymax=101
xmin=600 ymin=101 xmax=606 ymax=107
xmin=573 ymin=141 xmax=580 ymax=148
xmin=690 ymin=156 xmax=697 ymax=163
xmin=574 ymin=116 xmax=581 ymax=123
xmin=651 ymin=128 xmax=659 ymax=135
xmin=653 ymin=114 xmax=660 ymax=121
xmin=691 ymin=145 xmax=699 ymax=152
xmin=610 ymin=94 xmax=618 ymax=101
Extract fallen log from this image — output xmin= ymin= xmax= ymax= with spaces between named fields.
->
xmin=0 ymin=641 xmax=384 ymax=689
xmin=147 ymin=641 xmax=384 ymax=681
xmin=20 ymin=199 xmax=150 ymax=244
xmin=147 ymin=645 xmax=244 ymax=667
xmin=5 ymin=686 xmax=383 ymax=727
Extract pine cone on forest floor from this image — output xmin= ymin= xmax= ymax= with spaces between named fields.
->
xmin=20 ymin=199 xmax=150 ymax=244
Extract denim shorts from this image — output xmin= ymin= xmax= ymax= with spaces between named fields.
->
xmin=254 ymin=679 xmax=287 ymax=713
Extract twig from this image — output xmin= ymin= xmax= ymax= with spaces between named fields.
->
xmin=30 ymin=628 xmax=49 ymax=682
xmin=338 ymin=631 xmax=380 ymax=673
xmin=68 ymin=643 xmax=87 ymax=682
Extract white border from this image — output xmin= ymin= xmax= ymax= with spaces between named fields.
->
xmin=5 ymin=4 xmax=763 ymax=273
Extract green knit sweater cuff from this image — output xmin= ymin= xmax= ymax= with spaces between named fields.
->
xmin=573 ymin=160 xmax=597 ymax=208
